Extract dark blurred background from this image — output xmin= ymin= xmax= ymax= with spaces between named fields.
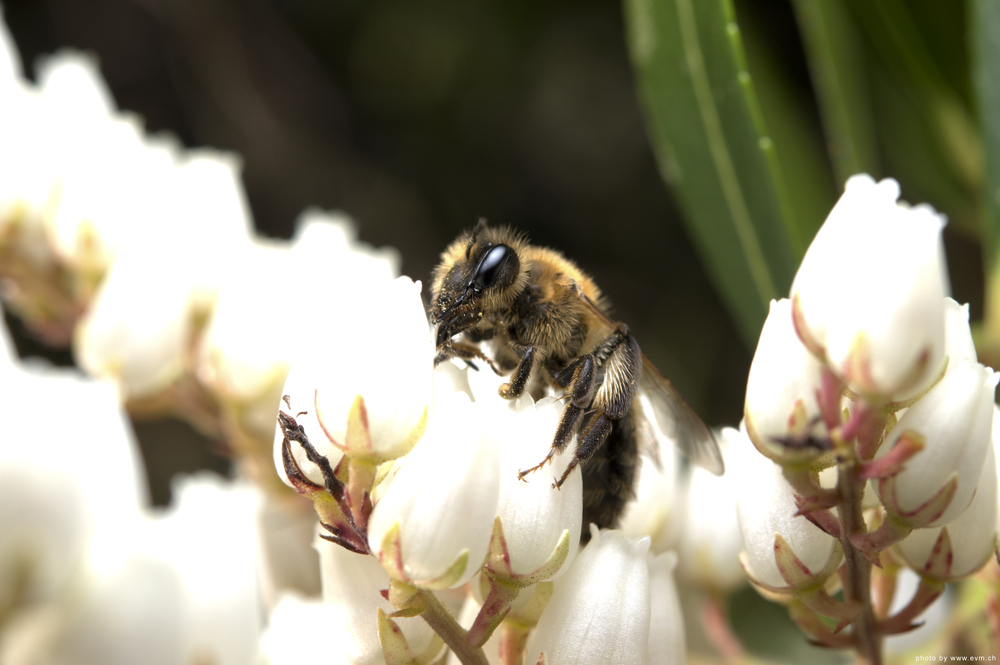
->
xmin=2 ymin=0 xmax=821 ymax=502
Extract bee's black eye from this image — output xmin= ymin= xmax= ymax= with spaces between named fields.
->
xmin=474 ymin=244 xmax=511 ymax=289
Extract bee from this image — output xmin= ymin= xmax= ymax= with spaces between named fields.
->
xmin=430 ymin=220 xmax=724 ymax=537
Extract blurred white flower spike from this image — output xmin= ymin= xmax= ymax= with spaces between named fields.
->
xmin=738 ymin=173 xmax=1000 ymax=660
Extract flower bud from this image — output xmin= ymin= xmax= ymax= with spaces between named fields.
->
xmin=282 ymin=276 xmax=430 ymax=466
xmin=367 ymin=393 xmax=500 ymax=588
xmin=943 ymin=298 xmax=977 ymax=368
xmin=526 ymin=528 xmax=651 ymax=665
xmin=317 ymin=538 xmax=440 ymax=664
xmin=744 ymin=298 xmax=833 ymax=464
xmin=0 ymin=363 xmax=146 ymax=609
xmin=259 ymin=594 xmax=349 ymax=665
xmin=736 ymin=450 xmax=839 ymax=591
xmin=875 ymin=360 xmax=997 ymax=528
xmin=647 ymin=551 xmax=685 ymax=665
xmin=894 ymin=411 xmax=999 ymax=581
xmin=790 ymin=175 xmax=949 ymax=401
xmin=674 ymin=427 xmax=748 ymax=593
xmin=618 ymin=446 xmax=682 ymax=554
xmin=492 ymin=395 xmax=582 ymax=580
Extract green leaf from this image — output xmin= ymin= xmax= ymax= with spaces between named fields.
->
xmin=971 ymin=0 xmax=1000 ymax=350
xmin=845 ymin=0 xmax=981 ymax=236
xmin=623 ymin=0 xmax=800 ymax=347
xmin=789 ymin=0 xmax=880 ymax=186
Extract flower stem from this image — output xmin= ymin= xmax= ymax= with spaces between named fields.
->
xmin=837 ymin=460 xmax=882 ymax=665
xmin=414 ymin=589 xmax=490 ymax=665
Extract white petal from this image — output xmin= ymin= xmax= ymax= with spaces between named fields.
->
xmin=494 ymin=395 xmax=582 ymax=578
xmin=877 ymin=360 xmax=998 ymax=526
xmin=647 ymin=551 xmax=685 ymax=665
xmin=943 ymin=298 xmax=977 ymax=368
xmin=675 ymin=427 xmax=748 ymax=592
xmin=791 ymin=175 xmax=949 ymax=400
xmin=367 ymin=393 xmax=500 ymax=587
xmin=744 ymin=299 xmax=829 ymax=455
xmin=258 ymin=594 xmax=351 ymax=665
xmin=895 ymin=427 xmax=999 ymax=579
xmin=526 ymin=529 xmax=651 ymax=665
xmin=317 ymin=539 xmax=439 ymax=664
xmin=736 ymin=453 xmax=837 ymax=588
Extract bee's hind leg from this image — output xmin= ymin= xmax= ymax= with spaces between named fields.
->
xmin=517 ymin=354 xmax=595 ymax=480
xmin=554 ymin=325 xmax=641 ymax=489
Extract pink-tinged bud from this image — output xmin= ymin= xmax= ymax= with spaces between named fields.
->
xmin=526 ymin=528 xmax=652 ymax=665
xmin=790 ymin=175 xmax=948 ymax=402
xmin=875 ymin=360 xmax=997 ymax=528
xmin=367 ymin=393 xmax=500 ymax=589
xmin=744 ymin=299 xmax=834 ymax=464
xmin=735 ymin=451 xmax=839 ymax=591
xmin=894 ymin=414 xmax=999 ymax=581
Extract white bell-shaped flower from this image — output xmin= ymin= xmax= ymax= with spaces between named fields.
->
xmin=526 ymin=528 xmax=652 ymax=665
xmin=317 ymin=538 xmax=441 ymax=665
xmin=258 ymin=594 xmax=351 ymax=665
xmin=875 ymin=359 xmax=997 ymax=528
xmin=367 ymin=392 xmax=500 ymax=588
xmin=0 ymin=362 xmax=147 ymax=609
xmin=491 ymin=394 xmax=582 ymax=580
xmin=18 ymin=473 xmax=262 ymax=665
xmin=790 ymin=175 xmax=949 ymax=401
xmin=894 ymin=438 xmax=998 ymax=581
xmin=744 ymin=298 xmax=832 ymax=462
xmin=647 ymin=551 xmax=685 ymax=665
xmin=281 ymin=275 xmax=429 ymax=467
xmin=736 ymin=449 xmax=839 ymax=590
xmin=943 ymin=298 xmax=977 ymax=369
xmin=675 ymin=426 xmax=748 ymax=592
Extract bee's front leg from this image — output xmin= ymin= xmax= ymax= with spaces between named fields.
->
xmin=434 ymin=341 xmax=503 ymax=374
xmin=498 ymin=345 xmax=536 ymax=399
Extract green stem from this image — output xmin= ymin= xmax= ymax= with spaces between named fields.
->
xmin=415 ymin=589 xmax=489 ymax=665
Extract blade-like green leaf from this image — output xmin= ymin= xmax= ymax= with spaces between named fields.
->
xmin=845 ymin=0 xmax=981 ymax=237
xmin=971 ymin=0 xmax=1000 ymax=351
xmin=790 ymin=0 xmax=880 ymax=187
xmin=623 ymin=0 xmax=799 ymax=347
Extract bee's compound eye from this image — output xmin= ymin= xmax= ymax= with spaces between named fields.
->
xmin=474 ymin=244 xmax=511 ymax=288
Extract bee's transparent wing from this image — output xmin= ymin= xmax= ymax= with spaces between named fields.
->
xmin=638 ymin=357 xmax=724 ymax=476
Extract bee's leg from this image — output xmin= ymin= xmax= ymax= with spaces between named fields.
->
xmin=499 ymin=346 xmax=536 ymax=399
xmin=435 ymin=341 xmax=503 ymax=374
xmin=554 ymin=325 xmax=641 ymax=489
xmin=517 ymin=355 xmax=595 ymax=480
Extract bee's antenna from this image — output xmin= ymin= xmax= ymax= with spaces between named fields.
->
xmin=466 ymin=218 xmax=488 ymax=259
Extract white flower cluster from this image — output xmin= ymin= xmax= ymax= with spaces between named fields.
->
xmin=0 ymin=316 xmax=262 ymax=664
xmin=738 ymin=175 xmax=999 ymax=650
xmin=0 ymin=13 xmax=705 ymax=665
xmin=269 ymin=275 xmax=691 ymax=664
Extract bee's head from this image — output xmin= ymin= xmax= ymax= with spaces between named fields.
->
xmin=430 ymin=219 xmax=525 ymax=348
